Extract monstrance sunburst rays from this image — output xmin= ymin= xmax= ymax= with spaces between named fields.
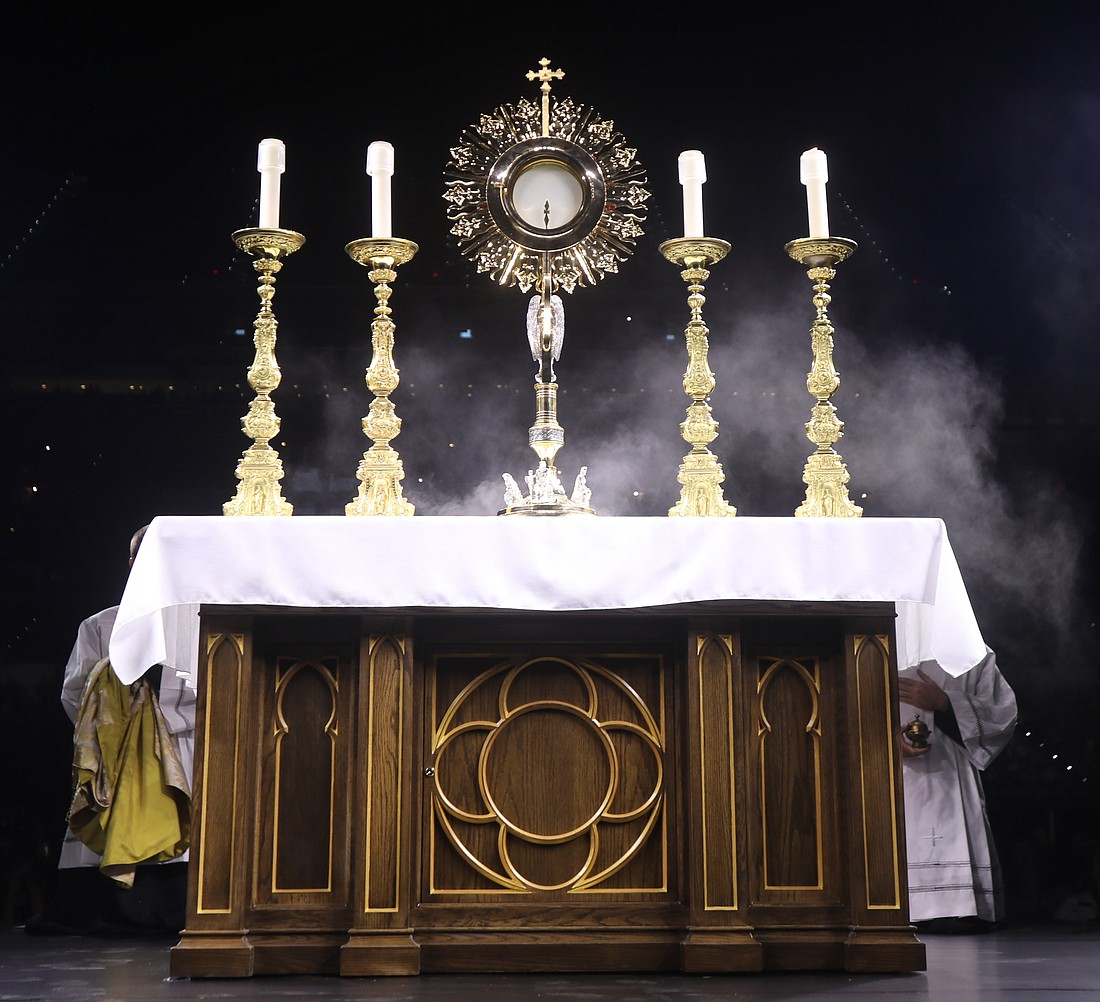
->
xmin=443 ymin=94 xmax=650 ymax=293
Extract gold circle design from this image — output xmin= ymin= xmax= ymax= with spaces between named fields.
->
xmin=429 ymin=655 xmax=666 ymax=892
xmin=479 ymin=702 xmax=618 ymax=844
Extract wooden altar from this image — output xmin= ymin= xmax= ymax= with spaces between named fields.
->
xmin=167 ymin=600 xmax=925 ymax=977
xmin=105 ymin=515 xmax=987 ymax=979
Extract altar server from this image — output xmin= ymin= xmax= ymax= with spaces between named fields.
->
xmin=57 ymin=525 xmax=197 ymax=871
xmin=27 ymin=525 xmax=195 ymax=935
xmin=898 ymin=650 xmax=1018 ymax=928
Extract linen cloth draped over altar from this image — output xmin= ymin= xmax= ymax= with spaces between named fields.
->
xmin=107 ymin=515 xmax=987 ymax=686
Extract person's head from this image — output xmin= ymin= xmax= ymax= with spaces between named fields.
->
xmin=129 ymin=524 xmax=150 ymax=567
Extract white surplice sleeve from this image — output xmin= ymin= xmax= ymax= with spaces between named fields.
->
xmin=945 ymin=649 xmax=1018 ymax=771
xmin=60 ymin=606 xmax=119 ymax=723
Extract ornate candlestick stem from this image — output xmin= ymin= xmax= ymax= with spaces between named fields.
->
xmin=784 ymin=236 xmax=862 ymax=518
xmin=224 ymin=227 xmax=305 ymax=517
xmin=344 ymin=237 xmax=418 ymax=516
xmin=660 ymin=237 xmax=737 ymax=517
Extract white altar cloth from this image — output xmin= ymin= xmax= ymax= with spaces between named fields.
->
xmin=108 ymin=515 xmax=986 ymax=685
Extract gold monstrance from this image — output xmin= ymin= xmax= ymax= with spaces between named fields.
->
xmin=443 ymin=59 xmax=650 ymax=515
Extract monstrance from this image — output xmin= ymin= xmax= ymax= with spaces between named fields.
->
xmin=443 ymin=58 xmax=650 ymax=514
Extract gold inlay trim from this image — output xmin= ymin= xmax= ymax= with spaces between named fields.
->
xmin=479 ymin=700 xmax=619 ymax=844
xmin=698 ymin=634 xmax=738 ymax=911
xmin=758 ymin=656 xmax=824 ymax=892
xmin=364 ymin=634 xmax=405 ymax=913
xmin=855 ymin=633 xmax=902 ymax=909
xmin=196 ymin=632 xmax=245 ymax=915
xmin=428 ymin=652 xmax=667 ymax=895
xmin=270 ymin=658 xmax=338 ymax=895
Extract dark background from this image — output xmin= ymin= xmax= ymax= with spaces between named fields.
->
xmin=2 ymin=4 xmax=1097 ymax=925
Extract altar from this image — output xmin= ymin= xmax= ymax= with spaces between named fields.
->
xmin=107 ymin=515 xmax=986 ymax=978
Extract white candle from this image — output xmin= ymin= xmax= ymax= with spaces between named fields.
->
xmin=257 ymin=138 xmax=285 ymax=229
xmin=800 ymin=147 xmax=829 ymax=238
xmin=678 ymin=150 xmax=706 ymax=239
xmin=366 ymin=140 xmax=395 ymax=239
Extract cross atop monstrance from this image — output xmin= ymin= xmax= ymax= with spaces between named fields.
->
xmin=525 ymin=57 xmax=564 ymax=88
xmin=526 ymin=58 xmax=564 ymax=137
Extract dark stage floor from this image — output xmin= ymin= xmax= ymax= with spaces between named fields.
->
xmin=3 ymin=923 xmax=1098 ymax=1001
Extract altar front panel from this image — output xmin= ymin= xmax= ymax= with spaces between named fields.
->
xmin=170 ymin=604 xmax=924 ymax=978
xmin=409 ymin=618 xmax=686 ymax=972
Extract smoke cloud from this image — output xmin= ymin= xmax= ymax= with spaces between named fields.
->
xmin=283 ymin=274 xmax=1089 ymax=697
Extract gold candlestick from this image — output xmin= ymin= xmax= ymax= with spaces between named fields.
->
xmin=660 ymin=237 xmax=737 ymax=518
xmin=344 ymin=236 xmax=418 ymax=516
xmin=785 ymin=236 xmax=862 ymax=518
xmin=223 ymin=227 xmax=305 ymax=517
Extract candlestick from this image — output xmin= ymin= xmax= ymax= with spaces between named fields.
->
xmin=224 ymin=226 xmax=305 ymax=516
xmin=660 ymin=236 xmax=737 ymax=517
xmin=800 ymin=148 xmax=829 ymax=239
xmin=257 ymin=138 xmax=285 ymax=229
xmin=366 ymin=140 xmax=394 ymax=239
xmin=345 ymin=235 xmax=418 ymax=516
xmin=678 ymin=150 xmax=706 ymax=239
xmin=784 ymin=235 xmax=862 ymax=518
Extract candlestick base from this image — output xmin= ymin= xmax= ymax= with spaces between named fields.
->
xmin=224 ymin=227 xmax=305 ymax=517
xmin=346 ymin=444 xmax=415 ymax=517
xmin=796 ymin=448 xmax=862 ymax=518
xmin=785 ymin=235 xmax=862 ymax=519
xmin=345 ymin=236 xmax=418 ymax=517
xmin=224 ymin=445 xmax=293 ymax=517
xmin=660 ymin=237 xmax=737 ymax=518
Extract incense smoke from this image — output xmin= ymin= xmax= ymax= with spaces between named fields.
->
xmin=285 ymin=250 xmax=1089 ymax=696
